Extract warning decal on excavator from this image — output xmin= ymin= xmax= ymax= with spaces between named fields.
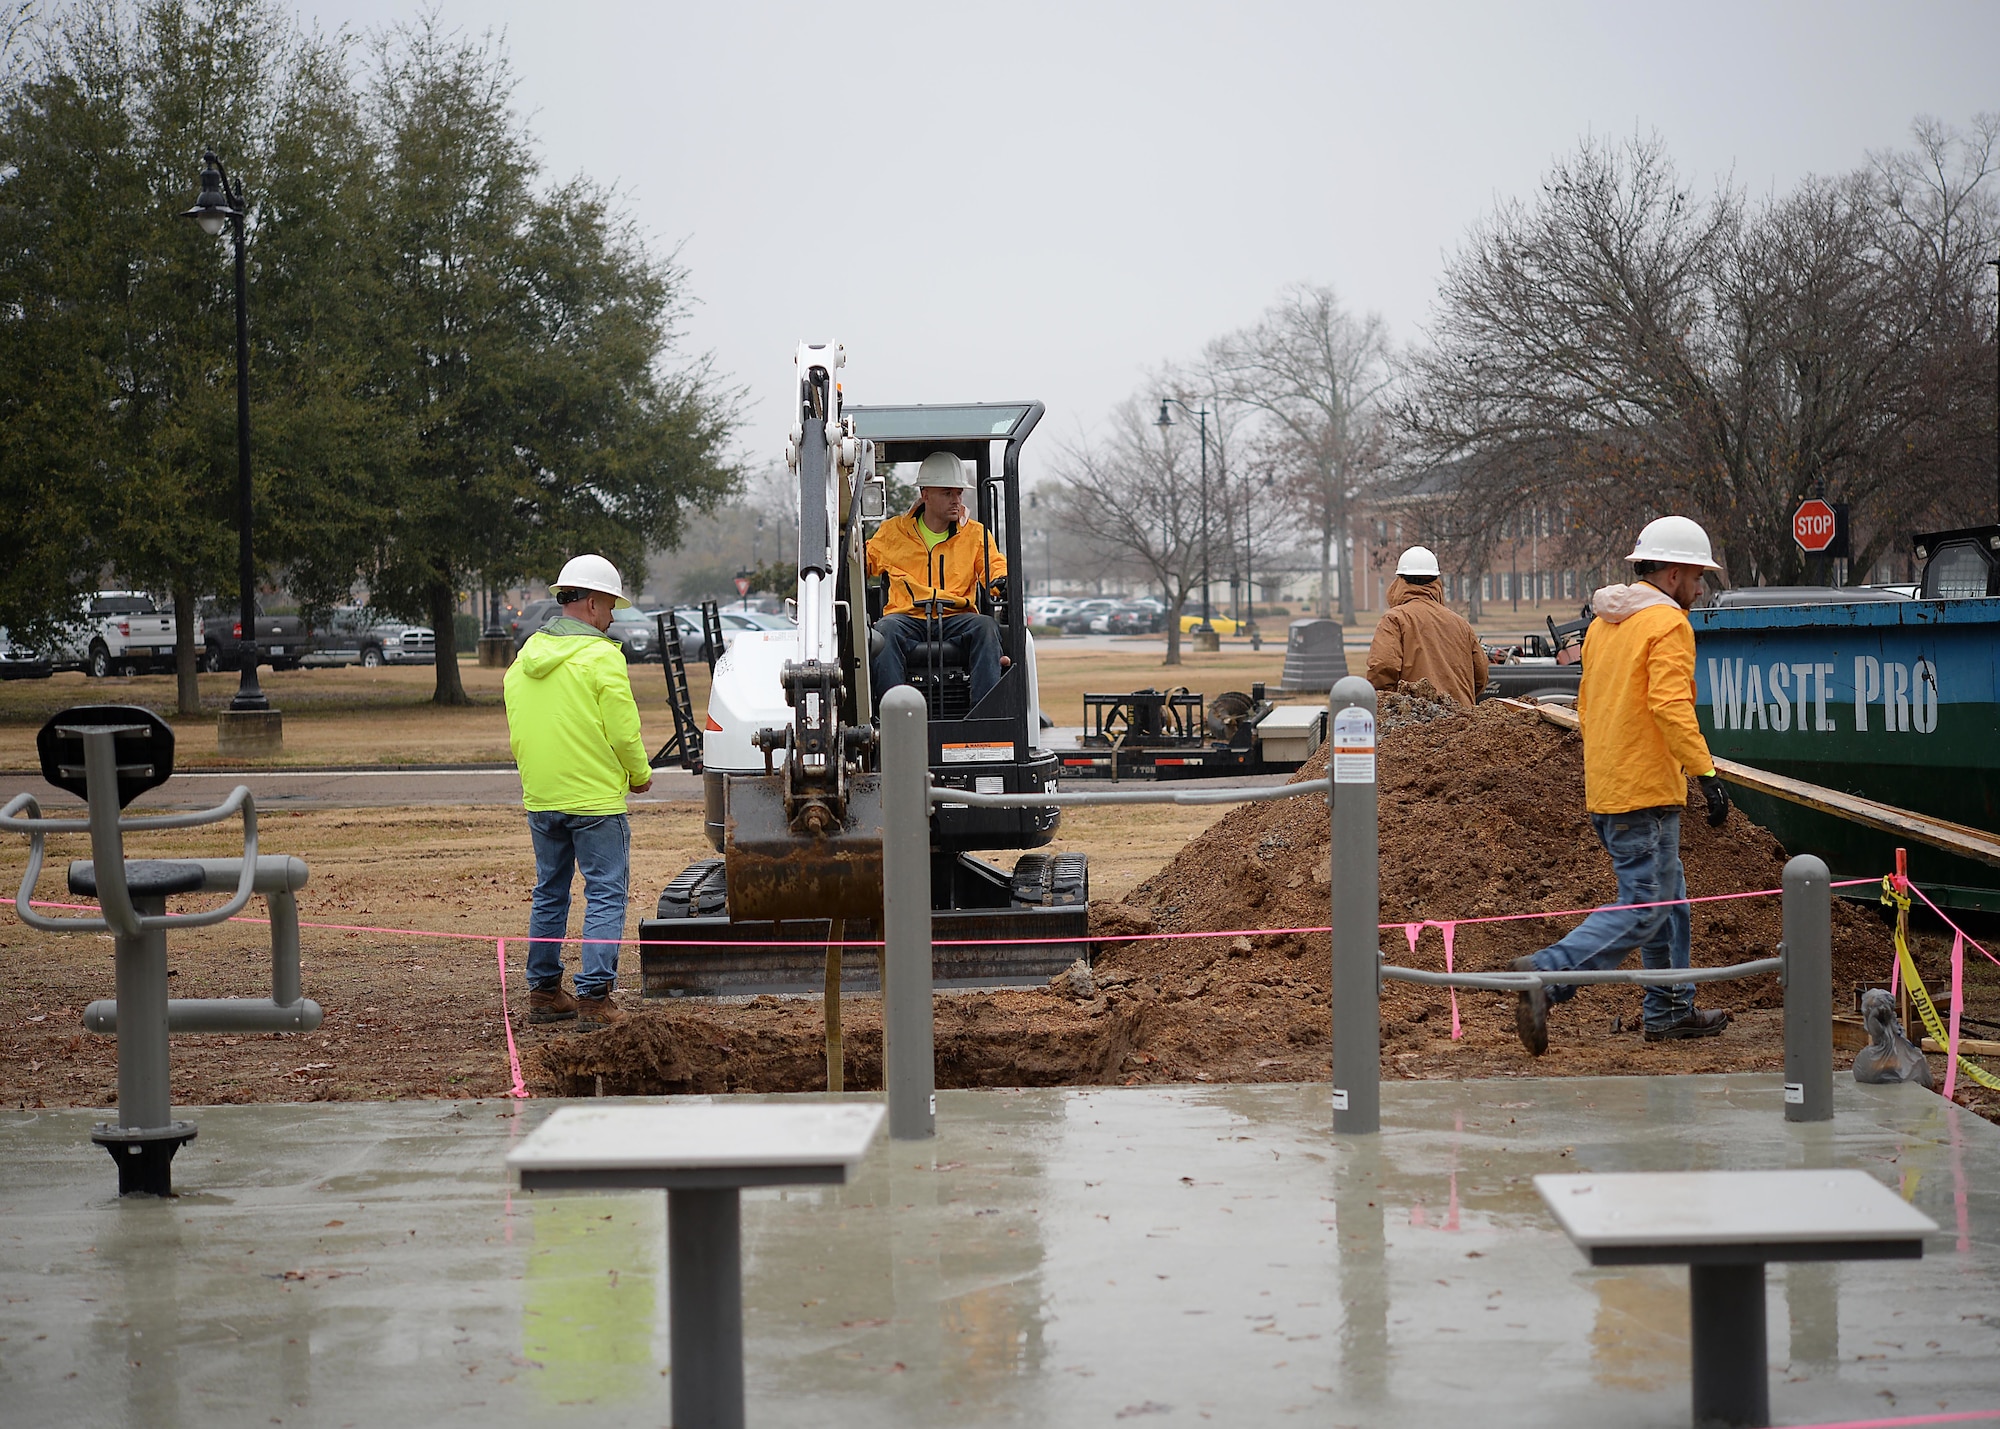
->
xmin=1331 ymin=707 xmax=1376 ymax=784
xmin=942 ymin=742 xmax=1013 ymax=763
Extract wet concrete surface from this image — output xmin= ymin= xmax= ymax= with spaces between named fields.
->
xmin=2 ymin=1076 xmax=1995 ymax=1427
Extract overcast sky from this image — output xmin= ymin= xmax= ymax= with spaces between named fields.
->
xmin=303 ymin=0 xmax=1999 ymax=465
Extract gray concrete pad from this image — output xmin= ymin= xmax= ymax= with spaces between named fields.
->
xmin=2 ymin=1075 xmax=1995 ymax=1427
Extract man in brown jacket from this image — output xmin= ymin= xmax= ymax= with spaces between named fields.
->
xmin=1365 ymin=546 xmax=1489 ymax=705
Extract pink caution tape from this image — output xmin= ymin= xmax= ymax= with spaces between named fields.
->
xmin=1945 ymin=929 xmax=1967 ymax=1103
xmin=494 ymin=938 xmax=529 ymax=1099
xmin=1404 ymin=921 xmax=1461 ymax=1039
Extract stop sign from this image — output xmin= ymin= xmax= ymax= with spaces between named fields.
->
xmin=1793 ymin=499 xmax=1838 ymax=553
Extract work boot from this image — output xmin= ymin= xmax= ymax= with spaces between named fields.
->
xmin=1512 ymin=956 xmax=1549 ymax=1057
xmin=526 ymin=984 xmax=577 ymax=1024
xmin=1644 ymin=1007 xmax=1729 ymax=1041
xmin=575 ymin=994 xmax=626 ymax=1031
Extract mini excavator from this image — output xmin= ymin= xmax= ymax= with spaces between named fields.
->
xmin=639 ymin=343 xmax=1087 ymax=996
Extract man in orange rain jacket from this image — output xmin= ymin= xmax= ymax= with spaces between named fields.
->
xmin=1512 ymin=516 xmax=1735 ymax=1057
xmin=865 ymin=450 xmax=1009 ymax=707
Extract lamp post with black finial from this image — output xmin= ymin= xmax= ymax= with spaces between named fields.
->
xmin=182 ymin=149 xmax=281 ymax=753
xmin=1155 ymin=397 xmax=1214 ymax=648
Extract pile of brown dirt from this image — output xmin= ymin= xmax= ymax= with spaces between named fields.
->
xmin=1086 ymin=698 xmax=1890 ymax=1080
xmin=539 ymin=701 xmax=1907 ymax=1097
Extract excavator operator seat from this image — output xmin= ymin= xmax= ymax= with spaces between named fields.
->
xmin=902 ymin=640 xmax=972 ymax=722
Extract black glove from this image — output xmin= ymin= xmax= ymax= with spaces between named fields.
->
xmin=987 ymin=576 xmax=1009 ymax=606
xmin=1698 ymin=773 xmax=1730 ymax=827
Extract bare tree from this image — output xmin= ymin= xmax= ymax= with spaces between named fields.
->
xmin=1050 ymin=393 xmax=1210 ymax=666
xmin=1402 ymin=124 xmax=1999 ymax=586
xmin=1219 ymin=285 xmax=1396 ymax=624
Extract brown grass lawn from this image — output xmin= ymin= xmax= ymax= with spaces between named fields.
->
xmin=0 ymin=638 xmax=1327 ymax=769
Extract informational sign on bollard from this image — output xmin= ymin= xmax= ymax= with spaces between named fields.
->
xmin=1331 ymin=706 xmax=1376 ymax=783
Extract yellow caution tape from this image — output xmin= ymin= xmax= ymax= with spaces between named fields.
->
xmin=1880 ymin=878 xmax=2000 ymax=1093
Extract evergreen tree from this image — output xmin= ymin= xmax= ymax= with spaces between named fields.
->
xmin=361 ymin=18 xmax=738 ymax=704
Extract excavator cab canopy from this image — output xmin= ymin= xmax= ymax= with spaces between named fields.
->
xmin=846 ymin=401 xmax=1055 ymax=855
xmin=848 ymin=400 xmax=1042 ymax=701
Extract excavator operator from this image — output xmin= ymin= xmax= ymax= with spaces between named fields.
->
xmin=865 ymin=450 xmax=1009 ymax=706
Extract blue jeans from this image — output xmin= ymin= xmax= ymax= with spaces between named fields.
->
xmin=1527 ymin=807 xmax=1693 ymax=1030
xmin=526 ymin=811 xmax=630 ymax=1000
xmin=871 ymin=612 xmax=1003 ymax=708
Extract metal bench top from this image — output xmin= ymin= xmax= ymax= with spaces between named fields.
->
xmin=1535 ymin=1169 xmax=1937 ymax=1266
xmin=506 ymin=1103 xmax=885 ymax=1191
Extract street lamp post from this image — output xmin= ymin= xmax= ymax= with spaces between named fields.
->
xmin=181 ymin=151 xmax=271 ymax=723
xmin=1155 ymin=398 xmax=1212 ymax=631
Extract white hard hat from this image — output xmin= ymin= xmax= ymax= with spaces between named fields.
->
xmin=1395 ymin=545 xmax=1441 ymax=578
xmin=916 ymin=451 xmax=974 ymax=492
xmin=553 ymin=554 xmax=631 ymax=607
xmin=1625 ymin=516 xmax=1721 ymax=571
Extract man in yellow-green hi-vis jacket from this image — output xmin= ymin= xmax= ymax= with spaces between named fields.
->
xmin=503 ymin=554 xmax=653 ymax=1031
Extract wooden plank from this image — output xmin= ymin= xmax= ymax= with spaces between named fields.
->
xmin=1832 ymin=1015 xmax=1870 ymax=1052
xmin=1510 ymin=700 xmax=2000 ymax=870
xmin=1922 ymin=1036 xmax=2000 ymax=1057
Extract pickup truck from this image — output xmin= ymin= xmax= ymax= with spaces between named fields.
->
xmin=304 ymin=607 xmax=436 ymax=667
xmin=199 ymin=599 xmax=308 ymax=672
xmin=53 ymin=591 xmax=203 ymax=677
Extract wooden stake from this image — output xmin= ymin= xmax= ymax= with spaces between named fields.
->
xmin=825 ymin=919 xmax=843 ymax=1093
xmin=1896 ymin=848 xmax=1914 ymax=1042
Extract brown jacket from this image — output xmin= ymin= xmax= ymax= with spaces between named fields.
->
xmin=1365 ymin=578 xmax=1489 ymax=706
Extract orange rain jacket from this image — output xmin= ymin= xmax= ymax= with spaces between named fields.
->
xmin=1576 ymin=582 xmax=1716 ymax=815
xmin=1366 ymin=577 xmax=1489 ymax=706
xmin=865 ymin=507 xmax=1008 ymax=618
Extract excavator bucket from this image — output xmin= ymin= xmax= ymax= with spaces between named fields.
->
xmin=722 ymin=773 xmax=885 ymax=921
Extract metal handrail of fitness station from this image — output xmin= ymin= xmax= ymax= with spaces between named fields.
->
xmin=873 ymin=677 xmax=1834 ymax=1140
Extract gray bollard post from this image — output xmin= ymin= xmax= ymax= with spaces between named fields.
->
xmin=880 ymin=686 xmax=935 ymax=1139
xmin=1782 ymin=853 xmax=1833 ymax=1122
xmin=1329 ymin=676 xmax=1380 ymax=1135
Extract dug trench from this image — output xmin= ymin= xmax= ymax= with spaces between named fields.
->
xmin=540 ymin=697 xmax=1928 ymax=1098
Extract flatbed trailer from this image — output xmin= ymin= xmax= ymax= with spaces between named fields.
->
xmin=1056 ymin=687 xmax=1326 ymax=781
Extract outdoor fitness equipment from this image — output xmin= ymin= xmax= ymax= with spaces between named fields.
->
xmin=1 ymin=705 xmax=321 ymax=1195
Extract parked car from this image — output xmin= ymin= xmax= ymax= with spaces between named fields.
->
xmin=719 ymin=609 xmax=794 ymax=632
xmin=660 ymin=608 xmax=731 ymax=664
xmin=1177 ymin=612 xmax=1241 ymax=635
xmin=198 ymin=599 xmax=307 ymax=671
xmin=1097 ymin=603 xmax=1162 ymax=635
xmin=305 ymin=607 xmax=436 ymax=667
xmin=51 ymin=591 xmax=200 ymax=677
xmin=509 ymin=598 xmax=563 ymax=651
xmin=606 ymin=606 xmax=658 ymax=662
xmin=1056 ymin=598 xmax=1121 ymax=633
xmin=508 ymin=598 xmax=657 ymax=662
xmin=0 ymin=627 xmax=52 ymax=679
